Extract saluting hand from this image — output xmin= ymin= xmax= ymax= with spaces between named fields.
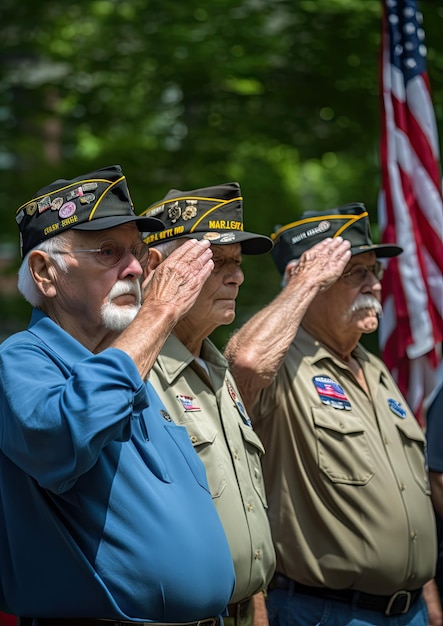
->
xmin=141 ymin=238 xmax=214 ymax=320
xmin=285 ymin=237 xmax=351 ymax=292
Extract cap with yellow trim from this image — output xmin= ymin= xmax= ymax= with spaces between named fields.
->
xmin=140 ymin=182 xmax=273 ymax=255
xmin=16 ymin=165 xmax=165 ymax=258
xmin=271 ymin=202 xmax=403 ymax=274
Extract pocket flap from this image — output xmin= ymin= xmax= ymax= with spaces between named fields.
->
xmin=395 ymin=418 xmax=426 ymax=444
xmin=312 ymin=407 xmax=365 ymax=435
xmin=184 ymin=420 xmax=218 ymax=446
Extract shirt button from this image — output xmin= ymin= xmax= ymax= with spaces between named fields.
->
xmin=254 ymin=549 xmax=262 ymax=560
xmin=247 ymin=502 xmax=254 ymax=512
xmin=190 ymin=435 xmax=198 ymax=444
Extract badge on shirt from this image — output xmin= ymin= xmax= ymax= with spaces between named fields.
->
xmin=160 ymin=409 xmax=172 ymax=422
xmin=226 ymin=380 xmax=252 ymax=427
xmin=387 ymin=398 xmax=407 ymax=418
xmin=176 ymin=394 xmax=201 ymax=412
xmin=313 ymin=376 xmax=352 ymax=410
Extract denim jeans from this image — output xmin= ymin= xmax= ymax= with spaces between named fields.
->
xmin=266 ymin=587 xmax=428 ymax=626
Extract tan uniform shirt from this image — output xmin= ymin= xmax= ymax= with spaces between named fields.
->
xmin=253 ymin=327 xmax=436 ymax=595
xmin=149 ymin=334 xmax=276 ymax=603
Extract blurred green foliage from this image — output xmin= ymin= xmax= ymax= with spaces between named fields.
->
xmin=0 ymin=0 xmax=442 ymax=347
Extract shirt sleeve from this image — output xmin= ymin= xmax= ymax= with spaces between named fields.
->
xmin=0 ymin=342 xmax=147 ymax=493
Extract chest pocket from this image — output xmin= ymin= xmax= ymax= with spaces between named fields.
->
xmin=183 ymin=419 xmax=227 ymax=499
xmin=395 ymin=419 xmax=431 ymax=495
xmin=239 ymin=422 xmax=268 ymax=508
xmin=312 ymin=407 xmax=374 ymax=485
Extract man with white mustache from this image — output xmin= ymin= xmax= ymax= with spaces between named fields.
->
xmin=0 ymin=165 xmax=236 ymax=624
xmin=101 ymin=278 xmax=142 ymax=331
xmin=225 ymin=204 xmax=437 ymax=626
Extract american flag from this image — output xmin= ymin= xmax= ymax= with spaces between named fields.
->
xmin=378 ymin=0 xmax=443 ymax=425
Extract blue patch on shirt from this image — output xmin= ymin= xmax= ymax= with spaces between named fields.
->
xmin=387 ymin=398 xmax=407 ymax=418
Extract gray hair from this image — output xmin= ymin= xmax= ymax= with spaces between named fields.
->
xmin=17 ymin=233 xmax=71 ymax=308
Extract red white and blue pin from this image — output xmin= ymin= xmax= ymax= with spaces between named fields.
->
xmin=176 ymin=394 xmax=201 ymax=412
xmin=313 ymin=376 xmax=351 ymax=411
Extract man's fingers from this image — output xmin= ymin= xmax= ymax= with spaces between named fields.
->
xmin=141 ymin=238 xmax=215 ymax=318
xmin=287 ymin=237 xmax=352 ymax=291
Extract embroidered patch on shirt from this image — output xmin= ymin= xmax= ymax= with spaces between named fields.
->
xmin=226 ymin=380 xmax=252 ymax=427
xmin=176 ymin=394 xmax=201 ymax=412
xmin=387 ymin=398 xmax=407 ymax=418
xmin=313 ymin=376 xmax=352 ymax=410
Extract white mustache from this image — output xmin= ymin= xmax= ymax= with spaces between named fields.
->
xmin=350 ymin=294 xmax=383 ymax=317
xmin=107 ymin=279 xmax=141 ymax=305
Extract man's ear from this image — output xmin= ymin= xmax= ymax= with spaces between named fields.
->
xmin=146 ymin=247 xmax=163 ymax=272
xmin=28 ymin=251 xmax=57 ymax=298
xmin=142 ymin=247 xmax=163 ymax=286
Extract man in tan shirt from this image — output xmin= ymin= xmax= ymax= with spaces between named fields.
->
xmin=139 ymin=183 xmax=281 ymax=626
xmin=225 ymin=203 xmax=437 ymax=625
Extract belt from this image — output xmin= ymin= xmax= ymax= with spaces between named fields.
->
xmin=269 ymin=573 xmax=422 ymax=617
xmin=226 ymin=598 xmax=252 ymax=623
xmin=18 ymin=617 xmax=219 ymax=626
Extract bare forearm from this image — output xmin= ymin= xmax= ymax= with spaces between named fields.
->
xmin=226 ymin=237 xmax=350 ymax=408
xmin=113 ymin=302 xmax=178 ymax=380
xmin=226 ymin=276 xmax=319 ymax=405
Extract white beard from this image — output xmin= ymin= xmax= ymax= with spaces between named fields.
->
xmin=101 ymin=279 xmax=142 ymax=332
xmin=350 ymin=294 xmax=383 ymax=318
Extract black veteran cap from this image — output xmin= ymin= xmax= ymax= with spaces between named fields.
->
xmin=271 ymin=202 xmax=403 ymax=274
xmin=16 ymin=165 xmax=165 ymax=257
xmin=140 ymin=182 xmax=273 ymax=255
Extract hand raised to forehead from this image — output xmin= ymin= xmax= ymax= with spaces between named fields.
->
xmin=142 ymin=239 xmax=214 ymax=319
xmin=286 ymin=237 xmax=351 ymax=292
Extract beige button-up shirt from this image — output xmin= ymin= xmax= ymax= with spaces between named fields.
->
xmin=252 ymin=327 xmax=436 ymax=594
xmin=149 ymin=334 xmax=276 ymax=603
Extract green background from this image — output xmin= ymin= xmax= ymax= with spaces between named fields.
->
xmin=1 ymin=0 xmax=442 ymax=350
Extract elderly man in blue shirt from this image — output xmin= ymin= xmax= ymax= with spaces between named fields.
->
xmin=0 ymin=165 xmax=235 ymax=626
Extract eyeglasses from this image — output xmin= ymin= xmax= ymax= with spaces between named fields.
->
xmin=341 ymin=261 xmax=384 ymax=286
xmin=52 ymin=240 xmax=150 ymax=267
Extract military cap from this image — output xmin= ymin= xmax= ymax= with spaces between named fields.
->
xmin=271 ymin=202 xmax=403 ymax=274
xmin=140 ymin=182 xmax=273 ymax=255
xmin=16 ymin=164 xmax=165 ymax=257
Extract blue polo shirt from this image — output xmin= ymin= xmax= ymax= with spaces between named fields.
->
xmin=0 ymin=309 xmax=235 ymax=620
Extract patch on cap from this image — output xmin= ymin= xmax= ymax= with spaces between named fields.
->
xmin=271 ymin=202 xmax=403 ymax=274
xmin=16 ymin=165 xmax=164 ymax=257
xmin=140 ymin=182 xmax=273 ymax=256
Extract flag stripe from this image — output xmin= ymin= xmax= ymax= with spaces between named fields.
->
xmin=378 ymin=0 xmax=443 ymax=424
xmin=392 ymin=94 xmax=440 ymax=186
